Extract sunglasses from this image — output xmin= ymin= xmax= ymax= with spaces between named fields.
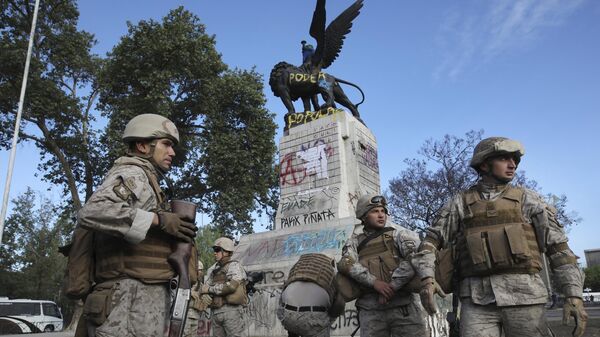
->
xmin=213 ymin=247 xmax=223 ymax=253
xmin=370 ymin=195 xmax=387 ymax=206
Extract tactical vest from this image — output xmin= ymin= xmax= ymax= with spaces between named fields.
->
xmin=284 ymin=253 xmax=336 ymax=303
xmin=94 ymin=160 xmax=198 ymax=284
xmin=357 ymin=228 xmax=401 ymax=284
xmin=209 ymin=260 xmax=248 ymax=308
xmin=457 ymin=186 xmax=542 ymax=279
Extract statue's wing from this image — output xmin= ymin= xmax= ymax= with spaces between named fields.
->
xmin=309 ymin=0 xmax=326 ymax=66
xmin=320 ymin=0 xmax=363 ymax=69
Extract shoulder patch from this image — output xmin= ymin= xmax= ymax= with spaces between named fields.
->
xmin=113 ymin=181 xmax=133 ymax=201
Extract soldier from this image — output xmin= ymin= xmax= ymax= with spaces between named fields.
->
xmin=78 ymin=113 xmax=198 ymax=337
xmin=185 ymin=261 xmax=210 ymax=337
xmin=338 ymin=194 xmax=429 ymax=337
xmin=414 ymin=137 xmax=588 ymax=337
xmin=277 ymin=253 xmax=346 ymax=337
xmin=202 ymin=237 xmax=248 ymax=337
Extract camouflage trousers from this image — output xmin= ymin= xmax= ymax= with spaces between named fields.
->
xmin=358 ymin=301 xmax=429 ymax=337
xmin=460 ymin=298 xmax=552 ymax=337
xmin=277 ymin=306 xmax=331 ymax=337
xmin=183 ymin=308 xmax=203 ymax=337
xmin=94 ymin=278 xmax=169 ymax=337
xmin=212 ymin=306 xmax=246 ymax=337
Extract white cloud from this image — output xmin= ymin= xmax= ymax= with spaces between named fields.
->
xmin=433 ymin=0 xmax=585 ymax=81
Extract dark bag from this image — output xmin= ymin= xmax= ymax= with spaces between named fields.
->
xmin=61 ymin=226 xmax=95 ymax=299
xmin=83 ymin=282 xmax=115 ymax=326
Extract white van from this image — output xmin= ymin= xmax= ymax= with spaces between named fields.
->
xmin=0 ymin=297 xmax=63 ymax=332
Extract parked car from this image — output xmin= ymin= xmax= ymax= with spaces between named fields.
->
xmin=0 ymin=297 xmax=63 ymax=332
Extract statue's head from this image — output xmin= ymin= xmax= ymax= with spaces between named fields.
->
xmin=301 ymin=40 xmax=315 ymax=63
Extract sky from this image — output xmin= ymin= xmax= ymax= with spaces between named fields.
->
xmin=1 ymin=0 xmax=599 ymax=263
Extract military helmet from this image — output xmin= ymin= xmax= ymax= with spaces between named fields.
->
xmin=355 ymin=194 xmax=388 ymax=220
xmin=470 ymin=137 xmax=524 ymax=170
xmin=213 ymin=237 xmax=235 ymax=252
xmin=122 ymin=114 xmax=180 ymax=145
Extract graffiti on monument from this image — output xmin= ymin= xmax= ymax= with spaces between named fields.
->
xmin=330 ymin=309 xmax=360 ymax=330
xmin=280 ymin=139 xmax=334 ymax=186
xmin=280 ymin=209 xmax=336 ymax=228
xmin=361 ymin=142 xmax=379 ymax=170
xmin=284 ymin=107 xmax=342 ymax=130
xmin=239 ymin=227 xmax=350 ymax=265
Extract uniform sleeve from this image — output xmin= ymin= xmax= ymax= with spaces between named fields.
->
xmin=523 ymin=190 xmax=583 ymax=298
xmin=208 ymin=262 xmax=247 ymax=296
xmin=390 ymin=228 xmax=419 ymax=290
xmin=412 ymin=195 xmax=462 ymax=280
xmin=338 ymin=234 xmax=377 ymax=287
xmin=78 ymin=166 xmax=157 ymax=244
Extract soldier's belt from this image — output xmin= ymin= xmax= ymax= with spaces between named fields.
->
xmin=282 ymin=303 xmax=327 ymax=312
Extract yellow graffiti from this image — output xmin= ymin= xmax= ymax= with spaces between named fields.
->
xmin=286 ymin=107 xmax=341 ymax=129
xmin=289 ymin=72 xmax=326 ymax=84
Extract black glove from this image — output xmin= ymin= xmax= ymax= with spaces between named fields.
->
xmin=158 ymin=211 xmax=197 ymax=242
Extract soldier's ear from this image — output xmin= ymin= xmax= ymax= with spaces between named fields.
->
xmin=135 ymin=141 xmax=151 ymax=154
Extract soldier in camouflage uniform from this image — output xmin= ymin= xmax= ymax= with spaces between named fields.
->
xmin=78 ymin=114 xmax=198 ymax=337
xmin=202 ymin=237 xmax=248 ymax=337
xmin=414 ymin=137 xmax=588 ymax=337
xmin=277 ymin=253 xmax=346 ymax=337
xmin=338 ymin=194 xmax=429 ymax=337
xmin=185 ymin=261 xmax=210 ymax=337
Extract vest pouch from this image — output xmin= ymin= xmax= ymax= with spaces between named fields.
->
xmin=334 ymin=273 xmax=361 ymax=302
xmin=465 ymin=231 xmax=491 ymax=272
xmin=435 ymin=247 xmax=455 ymax=294
xmin=83 ymin=284 xmax=115 ymax=326
xmin=225 ymin=282 xmax=248 ymax=305
xmin=505 ymin=224 xmax=532 ymax=263
xmin=487 ymin=229 xmax=510 ymax=267
xmin=367 ymin=257 xmax=390 ymax=283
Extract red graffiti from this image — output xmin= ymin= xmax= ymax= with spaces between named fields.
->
xmin=198 ymin=319 xmax=211 ymax=336
xmin=279 ymin=153 xmax=307 ymax=186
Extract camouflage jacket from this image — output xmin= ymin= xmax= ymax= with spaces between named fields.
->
xmin=341 ymin=223 xmax=420 ymax=309
xmin=412 ymin=182 xmax=583 ymax=306
xmin=205 ymin=259 xmax=247 ymax=313
xmin=78 ymin=156 xmax=163 ymax=244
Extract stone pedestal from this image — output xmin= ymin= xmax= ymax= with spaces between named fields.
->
xmin=276 ymin=109 xmax=380 ymax=229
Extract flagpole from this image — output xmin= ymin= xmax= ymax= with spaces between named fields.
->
xmin=0 ymin=0 xmax=42 ymax=244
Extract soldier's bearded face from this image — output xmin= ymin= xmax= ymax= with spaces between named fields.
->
xmin=152 ymin=138 xmax=176 ymax=171
xmin=364 ymin=206 xmax=387 ymax=229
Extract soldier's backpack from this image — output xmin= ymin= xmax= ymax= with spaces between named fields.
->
xmin=60 ymin=226 xmax=95 ymax=299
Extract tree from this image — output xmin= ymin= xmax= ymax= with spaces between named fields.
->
xmin=0 ymin=0 xmax=102 ymax=208
xmin=0 ymin=188 xmax=68 ymax=301
xmin=387 ymin=130 xmax=580 ymax=232
xmin=97 ymin=7 xmax=278 ymax=235
xmin=584 ymin=265 xmax=600 ymax=292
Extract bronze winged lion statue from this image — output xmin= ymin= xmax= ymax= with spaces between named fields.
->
xmin=269 ymin=0 xmax=365 ymax=122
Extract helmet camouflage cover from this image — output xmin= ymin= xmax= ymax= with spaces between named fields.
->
xmin=355 ymin=194 xmax=388 ymax=220
xmin=213 ymin=237 xmax=235 ymax=252
xmin=470 ymin=137 xmax=525 ymax=170
xmin=122 ymin=114 xmax=180 ymax=145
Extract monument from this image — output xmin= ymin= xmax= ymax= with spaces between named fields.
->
xmin=195 ymin=1 xmax=449 ymax=336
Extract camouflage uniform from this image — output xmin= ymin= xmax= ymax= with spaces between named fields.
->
xmin=205 ymin=258 xmax=247 ymax=337
xmin=413 ymin=182 xmax=584 ymax=337
xmin=341 ymin=223 xmax=429 ymax=337
xmin=78 ymin=156 xmax=170 ymax=337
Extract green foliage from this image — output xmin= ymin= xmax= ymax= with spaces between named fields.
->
xmin=97 ymin=8 xmax=278 ymax=234
xmin=0 ymin=0 xmax=102 ymax=207
xmin=584 ymin=265 xmax=600 ymax=291
xmin=0 ymin=188 xmax=68 ymax=301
